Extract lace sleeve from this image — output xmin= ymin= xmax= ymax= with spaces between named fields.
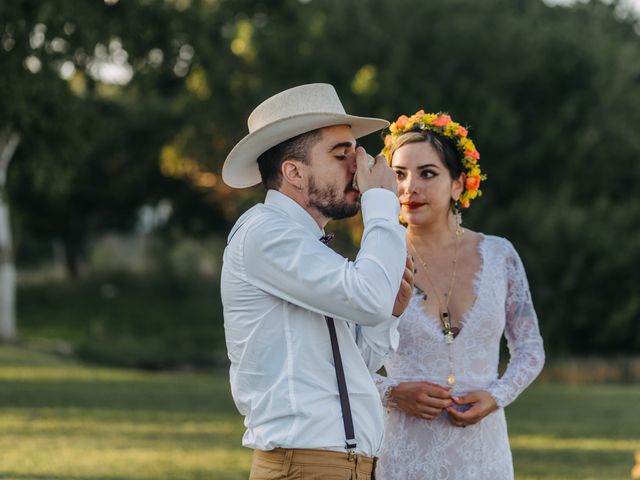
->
xmin=487 ymin=241 xmax=545 ymax=408
xmin=372 ymin=372 xmax=400 ymax=408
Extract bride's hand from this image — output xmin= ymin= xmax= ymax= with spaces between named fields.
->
xmin=446 ymin=390 xmax=498 ymax=428
xmin=389 ymin=381 xmax=452 ymax=420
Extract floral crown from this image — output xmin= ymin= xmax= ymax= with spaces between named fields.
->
xmin=381 ymin=110 xmax=485 ymax=208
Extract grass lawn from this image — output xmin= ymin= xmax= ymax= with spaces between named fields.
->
xmin=0 ymin=345 xmax=250 ymax=480
xmin=1 ymin=345 xmax=639 ymax=480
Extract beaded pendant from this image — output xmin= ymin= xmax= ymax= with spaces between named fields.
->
xmin=441 ymin=310 xmax=454 ymax=344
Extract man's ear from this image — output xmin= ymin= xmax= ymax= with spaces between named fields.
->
xmin=281 ymin=159 xmax=304 ymax=190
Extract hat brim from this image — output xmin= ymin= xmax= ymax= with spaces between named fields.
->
xmin=222 ymin=113 xmax=389 ymax=188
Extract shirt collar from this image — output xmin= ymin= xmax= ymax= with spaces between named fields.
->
xmin=265 ymin=189 xmax=324 ymax=238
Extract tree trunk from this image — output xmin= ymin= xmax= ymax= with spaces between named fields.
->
xmin=62 ymin=231 xmax=88 ymax=279
xmin=0 ymin=126 xmax=20 ymax=343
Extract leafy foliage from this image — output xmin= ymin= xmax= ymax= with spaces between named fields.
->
xmin=3 ymin=0 xmax=640 ymax=355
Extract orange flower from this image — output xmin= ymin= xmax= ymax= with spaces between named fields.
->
xmin=465 ymin=149 xmax=480 ymax=161
xmin=433 ymin=114 xmax=452 ymax=127
xmin=461 ymin=199 xmax=471 ymax=209
xmin=466 ymin=175 xmax=481 ymax=191
xmin=457 ymin=126 xmax=468 ymax=137
xmin=384 ymin=135 xmax=392 ymax=147
xmin=413 ymin=109 xmax=425 ymax=117
xmin=396 ymin=115 xmax=409 ymax=128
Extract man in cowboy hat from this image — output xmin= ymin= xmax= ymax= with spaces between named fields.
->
xmin=221 ymin=83 xmax=413 ymax=479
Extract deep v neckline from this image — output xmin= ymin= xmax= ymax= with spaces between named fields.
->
xmin=412 ymin=233 xmax=486 ymax=339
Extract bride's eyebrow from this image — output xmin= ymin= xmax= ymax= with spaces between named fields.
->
xmin=392 ymin=164 xmax=438 ymax=170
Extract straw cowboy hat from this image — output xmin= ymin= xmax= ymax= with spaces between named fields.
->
xmin=222 ymin=83 xmax=389 ymax=188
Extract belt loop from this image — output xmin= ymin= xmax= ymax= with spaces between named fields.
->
xmin=352 ymin=454 xmax=359 ymax=480
xmin=281 ymin=448 xmax=293 ymax=476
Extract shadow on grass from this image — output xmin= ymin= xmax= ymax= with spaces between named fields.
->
xmin=0 ymin=379 xmax=228 ymax=412
xmin=513 ymin=448 xmax=636 ymax=480
xmin=0 ymin=470 xmax=250 ymax=480
xmin=0 ymin=475 xmax=130 ymax=480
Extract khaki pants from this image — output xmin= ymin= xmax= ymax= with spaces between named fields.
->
xmin=250 ymin=448 xmax=376 ymax=480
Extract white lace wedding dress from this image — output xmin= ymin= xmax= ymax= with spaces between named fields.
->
xmin=375 ymin=234 xmax=545 ymax=480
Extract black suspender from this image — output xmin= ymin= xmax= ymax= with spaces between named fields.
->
xmin=325 ymin=316 xmax=357 ymax=451
xmin=319 ymin=233 xmax=356 ymax=451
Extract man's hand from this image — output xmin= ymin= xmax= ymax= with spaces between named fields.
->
xmin=354 ymin=146 xmax=396 ymax=193
xmin=392 ymin=254 xmax=414 ymax=317
xmin=389 ymin=381 xmax=452 ymax=420
xmin=446 ymin=390 xmax=498 ymax=428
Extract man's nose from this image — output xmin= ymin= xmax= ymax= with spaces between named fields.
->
xmin=348 ymin=152 xmax=358 ymax=174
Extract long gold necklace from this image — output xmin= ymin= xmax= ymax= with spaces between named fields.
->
xmin=408 ymin=229 xmax=463 ymax=386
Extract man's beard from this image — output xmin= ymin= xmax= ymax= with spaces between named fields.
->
xmin=307 ymin=175 xmax=360 ymax=220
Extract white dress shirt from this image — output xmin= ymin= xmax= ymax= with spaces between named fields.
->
xmin=221 ymin=188 xmax=406 ymax=456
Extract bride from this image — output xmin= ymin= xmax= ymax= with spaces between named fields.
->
xmin=375 ymin=110 xmax=545 ymax=479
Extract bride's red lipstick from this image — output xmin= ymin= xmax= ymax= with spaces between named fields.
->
xmin=402 ymin=202 xmax=425 ymax=210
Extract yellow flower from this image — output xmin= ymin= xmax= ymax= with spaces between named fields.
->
xmin=459 ymin=137 xmax=472 ymax=151
xmin=423 ymin=113 xmax=437 ymax=125
xmin=445 ymin=122 xmax=460 ymax=136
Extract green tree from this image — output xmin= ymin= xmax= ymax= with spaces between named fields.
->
xmin=4 ymin=0 xmax=639 ymax=356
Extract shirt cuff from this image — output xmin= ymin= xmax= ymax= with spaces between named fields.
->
xmin=361 ymin=315 xmax=401 ymax=355
xmin=361 ymin=189 xmax=400 ymax=224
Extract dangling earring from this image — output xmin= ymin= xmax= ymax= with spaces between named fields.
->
xmin=454 ymin=200 xmax=463 ymax=237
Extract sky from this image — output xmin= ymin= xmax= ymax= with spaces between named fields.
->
xmin=543 ymin=0 xmax=640 ymax=17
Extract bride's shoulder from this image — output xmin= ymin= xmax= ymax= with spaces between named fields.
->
xmin=472 ymin=231 xmax=518 ymax=257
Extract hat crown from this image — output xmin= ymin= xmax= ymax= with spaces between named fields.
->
xmin=247 ymin=83 xmax=346 ymax=133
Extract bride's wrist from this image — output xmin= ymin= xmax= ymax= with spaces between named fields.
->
xmin=383 ymin=382 xmax=400 ymax=410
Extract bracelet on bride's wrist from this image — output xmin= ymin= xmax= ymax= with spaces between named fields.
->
xmin=383 ymin=384 xmax=398 ymax=410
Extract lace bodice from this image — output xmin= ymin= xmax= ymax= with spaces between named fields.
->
xmin=374 ymin=234 xmax=545 ymax=479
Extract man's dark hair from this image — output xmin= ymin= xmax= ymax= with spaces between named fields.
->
xmin=257 ymin=129 xmax=323 ymax=190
